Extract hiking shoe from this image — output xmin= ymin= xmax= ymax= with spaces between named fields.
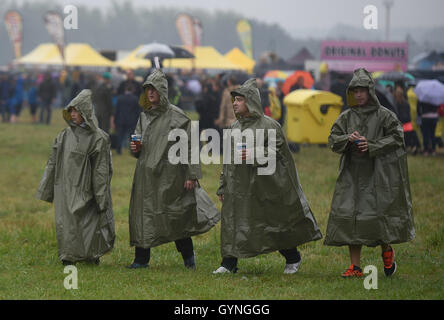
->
xmin=341 ymin=264 xmax=363 ymax=278
xmin=126 ymin=262 xmax=148 ymax=269
xmin=284 ymin=259 xmax=302 ymax=274
xmin=382 ymin=247 xmax=397 ymax=277
xmin=212 ymin=266 xmax=237 ymax=274
xmin=184 ymin=255 xmax=196 ymax=270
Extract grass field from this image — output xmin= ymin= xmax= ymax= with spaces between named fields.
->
xmin=0 ymin=108 xmax=443 ymax=300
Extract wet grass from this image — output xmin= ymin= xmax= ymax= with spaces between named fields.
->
xmin=0 ymin=109 xmax=443 ymax=300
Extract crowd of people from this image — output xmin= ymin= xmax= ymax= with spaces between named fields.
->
xmin=1 ymin=66 xmax=443 ymax=156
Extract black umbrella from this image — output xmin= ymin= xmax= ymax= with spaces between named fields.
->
xmin=137 ymin=43 xmax=175 ymax=60
xmin=169 ymin=46 xmax=195 ymax=59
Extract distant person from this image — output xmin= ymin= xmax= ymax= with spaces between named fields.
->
xmin=330 ymin=74 xmax=349 ymax=112
xmin=394 ymin=81 xmax=420 ymax=154
xmin=195 ymin=80 xmax=219 ymax=132
xmin=9 ymin=74 xmax=25 ymax=123
xmin=27 ymin=75 xmax=39 ymax=123
xmin=113 ymin=84 xmax=140 ymax=154
xmin=118 ymin=69 xmax=141 ymax=97
xmin=214 ymin=76 xmax=239 ymax=130
xmin=0 ymin=73 xmax=10 ymax=122
xmin=36 ymin=89 xmax=115 ymax=266
xmin=38 ymin=72 xmax=57 ymax=125
xmin=325 ymin=68 xmax=415 ymax=278
xmin=93 ymin=72 xmax=114 ymax=134
xmin=417 ymin=99 xmax=440 ymax=156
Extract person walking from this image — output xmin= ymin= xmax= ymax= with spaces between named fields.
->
xmin=324 ymin=68 xmax=415 ymax=278
xmin=127 ymin=70 xmax=219 ymax=270
xmin=36 ymin=89 xmax=115 ymax=265
xmin=213 ymin=78 xmax=322 ymax=274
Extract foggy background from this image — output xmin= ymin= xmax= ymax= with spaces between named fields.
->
xmin=1 ymin=0 xmax=444 ymax=66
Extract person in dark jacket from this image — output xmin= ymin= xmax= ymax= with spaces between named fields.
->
xmin=117 ymin=69 xmax=141 ymax=97
xmin=0 ymin=73 xmax=11 ymax=122
xmin=417 ymin=100 xmax=440 ymax=156
xmin=38 ymin=72 xmax=57 ymax=125
xmin=195 ymin=80 xmax=220 ymax=132
xmin=114 ymin=84 xmax=141 ymax=154
xmin=330 ymin=74 xmax=349 ymax=113
xmin=27 ymin=75 xmax=39 ymax=123
xmin=93 ymin=72 xmax=114 ymax=134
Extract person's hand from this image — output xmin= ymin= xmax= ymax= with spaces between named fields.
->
xmin=184 ymin=180 xmax=198 ymax=191
xmin=130 ymin=141 xmax=141 ymax=153
xmin=349 ymin=131 xmax=361 ymax=143
xmin=218 ymin=194 xmax=224 ymax=202
xmin=357 ymin=136 xmax=369 ymax=153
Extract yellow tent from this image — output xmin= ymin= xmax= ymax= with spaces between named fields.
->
xmin=164 ymin=46 xmax=240 ymax=70
xmin=224 ymin=47 xmax=255 ymax=73
xmin=17 ymin=43 xmax=115 ymax=67
xmin=16 ymin=43 xmax=61 ymax=65
xmin=115 ymin=45 xmax=152 ymax=69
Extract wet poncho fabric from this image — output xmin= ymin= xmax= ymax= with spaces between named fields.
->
xmin=36 ymin=89 xmax=115 ymax=262
xmin=129 ymin=70 xmax=219 ymax=248
xmin=324 ymin=68 xmax=415 ymax=247
xmin=217 ymin=78 xmax=322 ymax=258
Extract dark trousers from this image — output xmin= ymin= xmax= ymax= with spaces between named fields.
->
xmin=116 ymin=124 xmax=133 ymax=154
xmin=221 ymin=247 xmax=301 ymax=271
xmin=420 ymin=118 xmax=438 ymax=153
xmin=134 ymin=237 xmax=194 ymax=265
xmin=39 ymin=101 xmax=52 ymax=125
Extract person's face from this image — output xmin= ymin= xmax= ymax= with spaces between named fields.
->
xmin=147 ymin=86 xmax=160 ymax=105
xmin=232 ymin=95 xmax=249 ymax=117
xmin=69 ymin=108 xmax=84 ymax=125
xmin=353 ymin=87 xmax=370 ymax=107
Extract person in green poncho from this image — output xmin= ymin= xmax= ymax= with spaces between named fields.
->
xmin=36 ymin=89 xmax=115 ymax=266
xmin=213 ymin=78 xmax=322 ymax=274
xmin=324 ymin=68 xmax=415 ymax=278
xmin=126 ymin=69 xmax=219 ymax=270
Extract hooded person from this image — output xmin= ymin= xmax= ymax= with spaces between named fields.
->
xmin=127 ymin=69 xmax=220 ymax=269
xmin=36 ymin=89 xmax=115 ymax=265
xmin=213 ymin=78 xmax=322 ymax=274
xmin=324 ymin=68 xmax=415 ymax=278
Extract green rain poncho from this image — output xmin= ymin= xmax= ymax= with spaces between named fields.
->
xmin=324 ymin=68 xmax=415 ymax=247
xmin=217 ymin=79 xmax=322 ymax=258
xmin=129 ymin=70 xmax=219 ymax=249
xmin=36 ymin=89 xmax=115 ymax=262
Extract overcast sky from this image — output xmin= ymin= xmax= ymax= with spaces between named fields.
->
xmin=33 ymin=0 xmax=444 ymax=33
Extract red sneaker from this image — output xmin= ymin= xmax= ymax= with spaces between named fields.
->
xmin=341 ymin=264 xmax=363 ymax=278
xmin=382 ymin=247 xmax=397 ymax=277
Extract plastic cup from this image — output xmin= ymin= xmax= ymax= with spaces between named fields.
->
xmin=131 ymin=134 xmax=142 ymax=151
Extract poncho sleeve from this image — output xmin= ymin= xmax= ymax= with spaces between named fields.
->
xmin=35 ymin=135 xmax=59 ymax=203
xmin=328 ymin=115 xmax=350 ymax=154
xmin=367 ymin=112 xmax=404 ymax=158
xmin=91 ymin=136 xmax=112 ymax=212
